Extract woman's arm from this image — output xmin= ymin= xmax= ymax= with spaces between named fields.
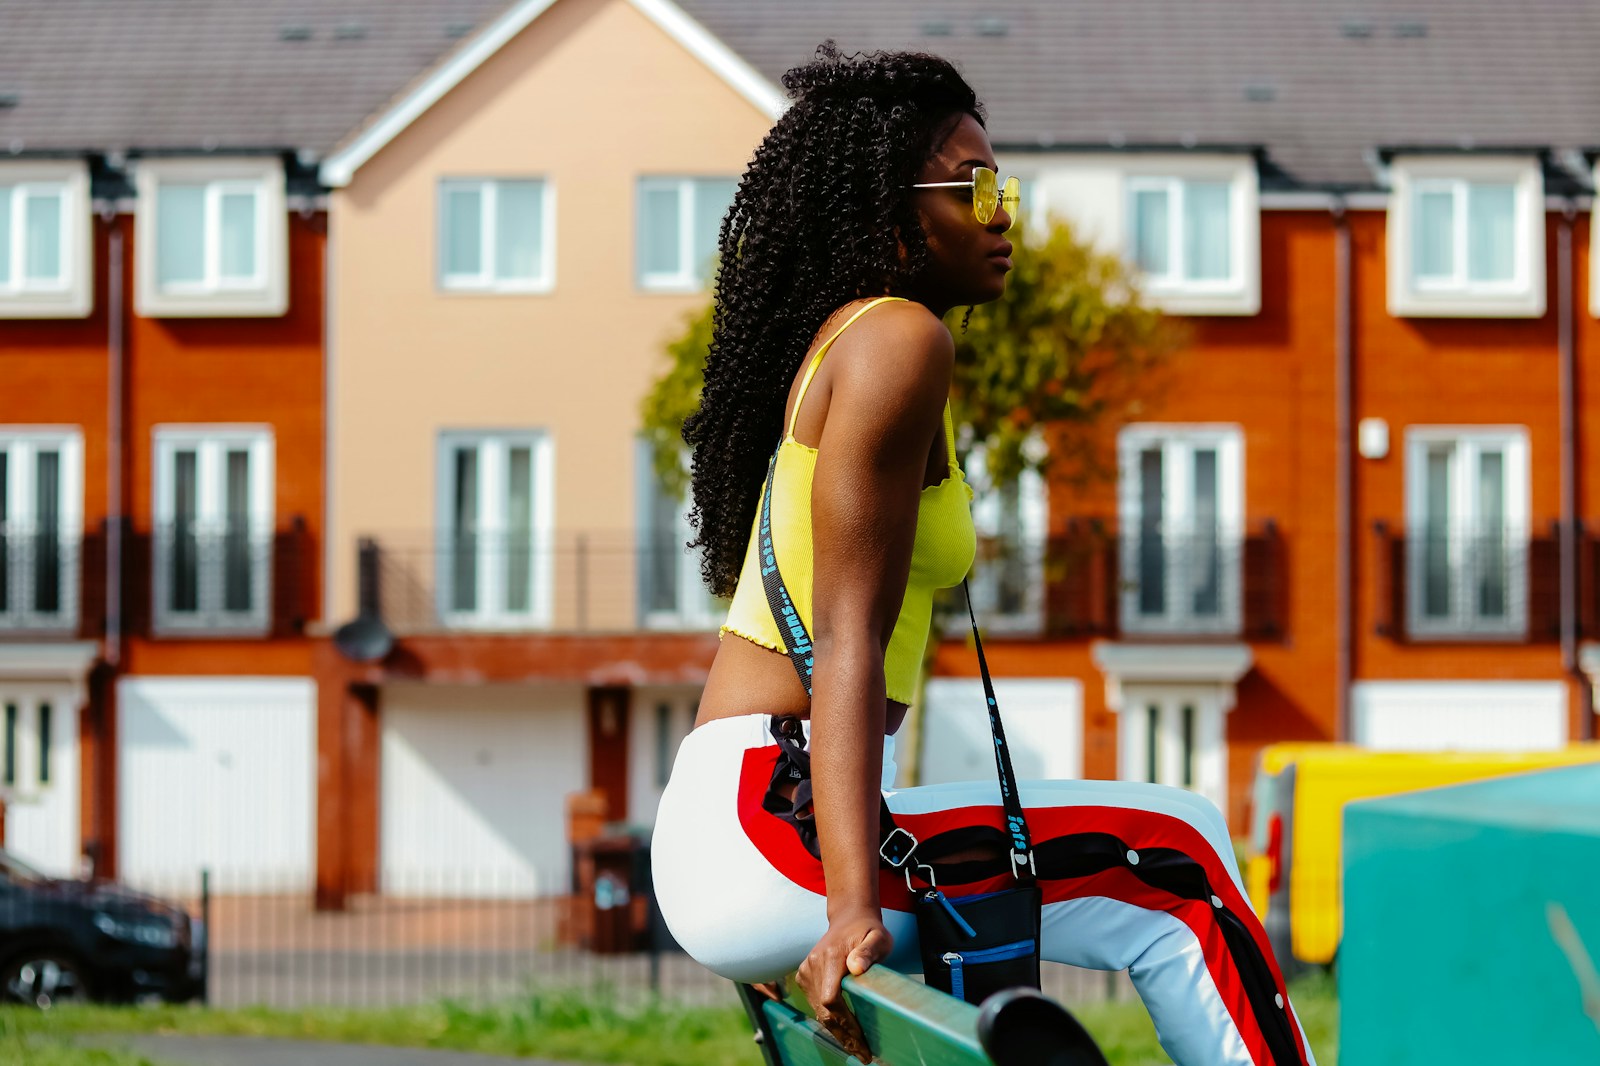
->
xmin=795 ymin=301 xmax=955 ymax=1060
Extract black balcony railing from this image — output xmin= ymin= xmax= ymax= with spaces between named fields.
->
xmin=946 ymin=520 xmax=1286 ymax=640
xmin=360 ymin=531 xmax=721 ymax=635
xmin=0 ymin=528 xmax=94 ymax=636
xmin=1373 ymin=521 xmax=1564 ymax=641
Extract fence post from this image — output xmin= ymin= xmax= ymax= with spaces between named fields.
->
xmin=200 ymin=866 xmax=211 ymax=1006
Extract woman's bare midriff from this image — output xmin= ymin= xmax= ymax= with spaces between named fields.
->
xmin=695 ymin=630 xmax=910 ymax=736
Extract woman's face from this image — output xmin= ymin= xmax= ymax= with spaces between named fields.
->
xmin=908 ymin=113 xmax=1014 ymax=311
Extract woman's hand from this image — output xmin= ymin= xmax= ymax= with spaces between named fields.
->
xmin=796 ymin=906 xmax=894 ymax=1063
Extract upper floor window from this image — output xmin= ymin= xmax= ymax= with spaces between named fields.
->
xmin=0 ymin=161 xmax=91 ymax=318
xmin=966 ymin=441 xmax=1047 ymax=632
xmin=0 ymin=430 xmax=83 ymax=633
xmin=1118 ymin=425 xmax=1244 ymax=635
xmin=1404 ymin=427 xmax=1529 ymax=638
xmin=152 ymin=427 xmax=275 ymax=636
xmin=1387 ymin=156 xmax=1544 ymax=318
xmin=135 ymin=158 xmax=287 ymax=317
xmin=437 ymin=179 xmax=553 ymax=293
xmin=636 ymin=177 xmax=737 ymax=291
xmin=636 ymin=444 xmax=720 ymax=630
xmin=1122 ymin=159 xmax=1259 ymax=316
xmin=437 ymin=432 xmax=552 ymax=629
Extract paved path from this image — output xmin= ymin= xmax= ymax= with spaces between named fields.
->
xmin=83 ymin=1034 xmax=574 ymax=1066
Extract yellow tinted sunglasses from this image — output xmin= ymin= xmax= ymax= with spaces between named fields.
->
xmin=910 ymin=166 xmax=1021 ymax=229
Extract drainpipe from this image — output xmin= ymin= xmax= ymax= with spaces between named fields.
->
xmin=105 ymin=210 xmax=124 ymax=668
xmin=1557 ymin=202 xmax=1591 ymax=739
xmin=1332 ymin=199 xmax=1353 ymax=740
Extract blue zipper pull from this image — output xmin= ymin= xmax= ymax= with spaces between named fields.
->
xmin=941 ymin=951 xmax=965 ymax=1000
xmin=928 ymin=890 xmax=977 ymax=939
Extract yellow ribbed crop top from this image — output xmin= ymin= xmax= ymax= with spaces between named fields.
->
xmin=720 ymin=297 xmax=977 ymax=704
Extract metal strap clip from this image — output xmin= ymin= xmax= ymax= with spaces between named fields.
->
xmin=879 ymin=827 xmax=918 ymax=869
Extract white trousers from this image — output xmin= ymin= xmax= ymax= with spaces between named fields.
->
xmin=652 ymin=714 xmax=1316 ymax=1066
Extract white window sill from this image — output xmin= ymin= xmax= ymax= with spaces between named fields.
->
xmin=637 ymin=277 xmax=704 ymax=295
xmin=138 ymin=288 xmax=288 ymax=318
xmin=1140 ymin=283 xmax=1260 ymax=317
xmin=439 ymin=278 xmax=554 ymax=296
xmin=1120 ymin=615 xmax=1243 ymax=638
xmin=0 ymin=288 xmax=93 ymax=319
xmin=439 ymin=614 xmax=552 ymax=633
xmin=1388 ymin=284 xmax=1545 ymax=319
xmin=153 ymin=617 xmax=272 ymax=639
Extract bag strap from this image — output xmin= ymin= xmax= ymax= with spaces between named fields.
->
xmin=754 ymin=446 xmax=1036 ymax=886
xmin=960 ymin=578 xmax=1036 ymax=884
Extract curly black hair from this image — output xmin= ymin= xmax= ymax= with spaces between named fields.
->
xmin=683 ymin=42 xmax=983 ymax=598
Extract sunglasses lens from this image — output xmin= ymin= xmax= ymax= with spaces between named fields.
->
xmin=1001 ymin=176 xmax=1021 ymax=231
xmin=972 ymin=167 xmax=997 ymax=224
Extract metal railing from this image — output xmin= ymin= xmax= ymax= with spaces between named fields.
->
xmin=361 ymin=531 xmax=722 ymax=635
xmin=0 ymin=528 xmax=83 ymax=634
xmin=1373 ymin=522 xmax=1563 ymax=641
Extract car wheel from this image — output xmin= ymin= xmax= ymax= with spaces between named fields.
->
xmin=2 ymin=950 xmax=89 ymax=1009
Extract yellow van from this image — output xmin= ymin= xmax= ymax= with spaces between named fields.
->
xmin=1243 ymin=741 xmax=1600 ymax=973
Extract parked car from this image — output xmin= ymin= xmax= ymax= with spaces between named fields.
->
xmin=0 ymin=848 xmax=204 ymax=1007
xmin=1243 ymin=741 xmax=1600 ymax=977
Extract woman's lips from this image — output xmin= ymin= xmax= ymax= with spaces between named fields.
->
xmin=988 ymin=240 xmax=1014 ymax=271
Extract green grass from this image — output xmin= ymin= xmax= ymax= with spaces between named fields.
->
xmin=8 ymin=974 xmax=1337 ymax=1065
xmin=0 ymin=1009 xmax=162 ymax=1066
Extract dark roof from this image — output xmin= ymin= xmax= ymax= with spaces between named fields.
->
xmin=0 ymin=0 xmax=507 ymax=157
xmin=1 ymin=0 xmax=1597 ymax=191
xmin=676 ymin=0 xmax=1600 ymax=190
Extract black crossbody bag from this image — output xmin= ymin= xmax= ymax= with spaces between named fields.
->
xmin=754 ymin=447 xmax=1042 ymax=1005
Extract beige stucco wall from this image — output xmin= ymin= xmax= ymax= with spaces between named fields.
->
xmin=327 ymin=0 xmax=773 ymax=627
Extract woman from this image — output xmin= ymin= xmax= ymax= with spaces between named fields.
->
xmin=652 ymin=44 xmax=1316 ymax=1066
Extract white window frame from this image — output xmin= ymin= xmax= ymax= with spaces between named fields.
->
xmin=1122 ymin=158 xmax=1260 ymax=316
xmin=635 ymin=177 xmax=735 ymax=293
xmin=1403 ymin=426 xmax=1530 ymax=640
xmin=964 ymin=439 xmax=1048 ymax=634
xmin=436 ymin=178 xmax=555 ymax=294
xmin=0 ymin=429 xmax=84 ymax=634
xmin=1117 ymin=424 xmax=1245 ymax=635
xmin=151 ymin=426 xmax=275 ymax=636
xmin=634 ymin=441 xmax=720 ymax=630
xmin=1387 ymin=155 xmax=1544 ymax=318
xmin=134 ymin=157 xmax=287 ymax=317
xmin=0 ymin=161 xmax=92 ymax=318
xmin=435 ymin=431 xmax=554 ymax=631
xmin=0 ymin=693 xmax=59 ymax=799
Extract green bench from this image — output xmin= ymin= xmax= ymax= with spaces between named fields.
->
xmin=736 ymin=971 xmax=1110 ymax=1066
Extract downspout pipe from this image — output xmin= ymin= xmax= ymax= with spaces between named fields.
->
xmin=1333 ymin=199 xmax=1353 ymax=740
xmin=1557 ymin=202 xmax=1590 ymax=739
xmin=105 ymin=210 xmax=124 ymax=669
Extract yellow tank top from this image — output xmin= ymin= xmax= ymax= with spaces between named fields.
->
xmin=719 ymin=297 xmax=977 ymax=704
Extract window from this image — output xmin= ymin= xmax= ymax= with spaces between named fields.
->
xmin=0 ymin=697 xmax=56 ymax=796
xmin=1118 ymin=425 xmax=1244 ymax=634
xmin=437 ymin=432 xmax=553 ymax=629
xmin=1122 ymin=161 xmax=1259 ymax=315
xmin=1411 ymin=180 xmax=1520 ymax=289
xmin=135 ymin=158 xmax=287 ymax=317
xmin=1115 ymin=686 xmax=1226 ymax=812
xmin=437 ymin=179 xmax=553 ymax=293
xmin=1387 ymin=157 xmax=1544 ymax=318
xmin=0 ymin=430 xmax=83 ymax=633
xmin=1130 ymin=178 xmax=1233 ymax=285
xmin=636 ymin=177 xmax=737 ymax=291
xmin=1405 ymin=428 xmax=1529 ymax=638
xmin=0 ymin=161 xmax=91 ymax=318
xmin=636 ymin=444 xmax=721 ymax=629
xmin=966 ymin=442 xmax=1047 ymax=632
xmin=152 ymin=427 xmax=275 ymax=635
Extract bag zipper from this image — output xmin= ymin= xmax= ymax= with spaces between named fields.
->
xmin=940 ymin=938 xmax=1037 ymax=1001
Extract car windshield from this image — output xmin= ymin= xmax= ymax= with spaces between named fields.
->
xmin=0 ymin=849 xmax=50 ymax=886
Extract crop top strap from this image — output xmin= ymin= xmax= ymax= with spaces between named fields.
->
xmin=943 ymin=401 xmax=959 ymax=475
xmin=787 ymin=296 xmax=908 ymax=438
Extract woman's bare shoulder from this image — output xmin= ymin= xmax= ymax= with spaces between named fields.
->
xmin=827 ymin=298 xmax=954 ymax=403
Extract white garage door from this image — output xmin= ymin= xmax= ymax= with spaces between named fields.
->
xmin=1352 ymin=680 xmax=1567 ymax=751
xmin=381 ymin=683 xmax=585 ymax=898
xmin=118 ymin=677 xmax=315 ymax=894
xmin=917 ymin=678 xmax=1083 ymax=787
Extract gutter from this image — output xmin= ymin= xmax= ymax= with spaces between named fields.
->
xmin=104 ymin=211 xmax=124 ymax=669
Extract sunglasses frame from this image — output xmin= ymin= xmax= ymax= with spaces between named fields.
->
xmin=910 ymin=166 xmax=1022 ymax=228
